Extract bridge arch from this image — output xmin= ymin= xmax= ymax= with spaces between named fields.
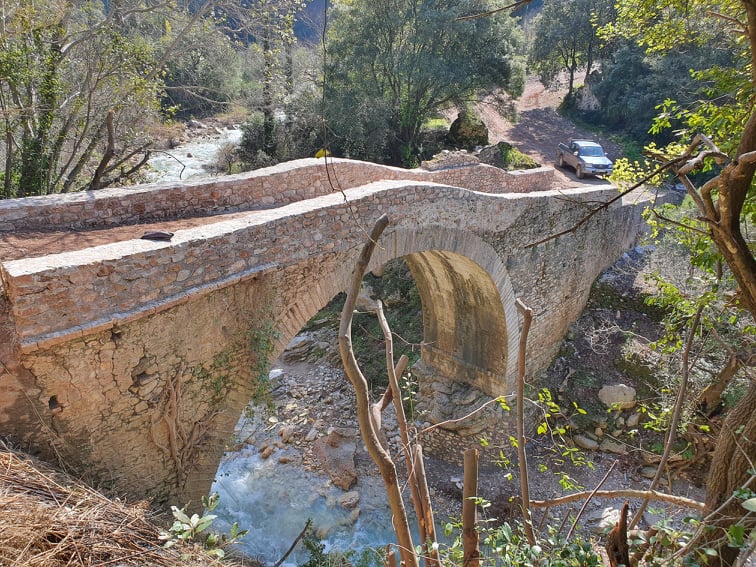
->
xmin=272 ymin=225 xmax=519 ymax=399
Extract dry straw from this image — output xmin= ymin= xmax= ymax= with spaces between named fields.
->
xmin=0 ymin=440 xmax=223 ymax=566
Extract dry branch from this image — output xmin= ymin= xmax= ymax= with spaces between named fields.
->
xmin=530 ymin=489 xmax=705 ymax=511
xmin=338 ymin=214 xmax=419 ymax=567
xmin=462 ymin=448 xmax=480 ymax=567
xmin=515 ymin=299 xmax=536 ymax=545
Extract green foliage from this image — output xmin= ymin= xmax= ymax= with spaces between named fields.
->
xmin=441 ymin=519 xmax=602 ymax=567
xmin=0 ymin=0 xmax=205 ymax=196
xmin=528 ymin=0 xmax=615 ymax=95
xmin=531 ymin=388 xmax=593 ymax=491
xmin=238 ymin=86 xmax=323 ymax=170
xmin=247 ymin=309 xmax=283 ymax=404
xmin=298 ymin=528 xmax=382 ymax=567
xmin=163 ymin=23 xmax=243 ymax=118
xmin=324 ymin=0 xmax=525 ymax=165
xmin=496 ymin=141 xmax=540 ymax=170
xmin=159 ymin=493 xmax=248 ymax=560
xmin=191 ymin=350 xmax=234 ymax=407
xmin=346 ymin=260 xmax=424 ymax=390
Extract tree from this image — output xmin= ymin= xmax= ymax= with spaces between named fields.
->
xmin=0 ymin=0 xmax=216 ymax=197
xmin=528 ymin=0 xmax=615 ymax=97
xmin=587 ymin=40 xmax=737 ymax=143
xmin=603 ymin=2 xmax=756 ymax=564
xmin=324 ymin=0 xmax=526 ymax=166
xmin=162 ymin=22 xmax=243 ymax=119
xmin=225 ymin=0 xmax=321 ymax=168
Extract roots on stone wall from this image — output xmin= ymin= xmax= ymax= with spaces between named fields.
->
xmin=150 ymin=362 xmax=220 ymax=490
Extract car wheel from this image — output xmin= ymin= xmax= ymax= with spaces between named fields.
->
xmin=557 ymin=153 xmax=565 ymax=168
xmin=576 ymin=165 xmax=585 ymax=179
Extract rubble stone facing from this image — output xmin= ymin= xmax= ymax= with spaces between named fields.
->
xmin=0 ymin=158 xmax=555 ymax=233
xmin=0 ymin=157 xmax=648 ymax=507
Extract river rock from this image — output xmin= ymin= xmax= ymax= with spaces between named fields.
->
xmin=585 ymin=506 xmax=623 ymax=534
xmin=598 ymin=384 xmax=637 ymax=409
xmin=356 ymin=282 xmax=379 ymax=311
xmin=338 ymin=491 xmax=360 ymax=510
xmin=279 ymin=426 xmax=295 ymax=443
xmin=599 ymin=439 xmax=627 ymax=455
xmin=574 ymin=435 xmax=599 ymax=450
xmin=260 ymin=444 xmax=277 ymax=459
xmin=640 ymin=466 xmax=658 ymax=479
xmin=313 ymin=430 xmax=358 ymax=490
xmin=626 ymin=412 xmax=641 ymax=428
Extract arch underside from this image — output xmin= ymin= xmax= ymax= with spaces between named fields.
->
xmin=404 ymin=250 xmax=510 ymax=396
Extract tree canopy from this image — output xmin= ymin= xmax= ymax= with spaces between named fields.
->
xmin=324 ymin=0 xmax=526 ymax=165
xmin=528 ymin=0 xmax=614 ymax=96
xmin=0 ymin=0 xmax=219 ymax=197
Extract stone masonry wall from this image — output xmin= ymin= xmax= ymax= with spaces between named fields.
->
xmin=0 ymin=160 xmax=646 ymax=504
xmin=0 ymin=158 xmax=555 ymax=233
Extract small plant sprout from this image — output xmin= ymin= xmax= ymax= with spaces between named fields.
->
xmin=159 ymin=492 xmax=247 ymax=559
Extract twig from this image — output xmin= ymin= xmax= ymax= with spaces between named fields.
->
xmin=455 ymin=0 xmax=532 ymax=21
xmin=529 ymin=489 xmax=704 ymax=511
xmin=515 ymin=298 xmax=536 ymax=545
xmin=420 ymin=395 xmax=513 ymax=435
xmin=526 ymin=158 xmax=681 ymax=248
xmin=566 ymin=460 xmax=618 ymax=540
xmin=272 ymin=518 xmax=312 ymax=567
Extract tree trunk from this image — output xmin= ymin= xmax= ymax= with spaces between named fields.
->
xmin=338 ymin=214 xmax=418 ymax=567
xmin=463 ymin=448 xmax=480 ymax=567
xmin=698 ymin=382 xmax=756 ymax=566
xmin=605 ymin=501 xmax=630 ymax=567
xmin=696 ymin=354 xmax=743 ymax=416
xmin=262 ymin=23 xmax=276 ymax=158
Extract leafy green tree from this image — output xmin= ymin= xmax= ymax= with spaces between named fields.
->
xmin=163 ymin=23 xmax=243 ymax=118
xmin=528 ymin=0 xmax=615 ymax=97
xmin=324 ymin=0 xmax=526 ymax=166
xmin=223 ymin=0 xmax=307 ymax=158
xmin=0 ymin=0 xmax=216 ymax=197
xmin=587 ymin=39 xmax=738 ymax=143
xmin=605 ymin=1 xmax=756 ymax=564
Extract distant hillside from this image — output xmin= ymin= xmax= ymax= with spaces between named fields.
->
xmin=295 ymin=0 xmax=543 ymax=46
xmin=296 ymin=0 xmax=326 ymax=45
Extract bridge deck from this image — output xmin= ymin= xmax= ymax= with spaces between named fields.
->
xmin=0 ymin=209 xmax=256 ymax=261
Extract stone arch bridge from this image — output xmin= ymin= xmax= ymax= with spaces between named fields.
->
xmin=0 ymin=158 xmax=648 ymax=506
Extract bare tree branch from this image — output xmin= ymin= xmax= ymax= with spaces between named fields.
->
xmin=455 ymin=0 xmax=533 ymax=21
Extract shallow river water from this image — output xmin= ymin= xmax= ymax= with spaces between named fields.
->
xmin=147 ymin=127 xmax=242 ymax=183
xmin=212 ymin=446 xmax=412 ymax=564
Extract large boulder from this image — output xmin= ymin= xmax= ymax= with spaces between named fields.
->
xmin=447 ymin=110 xmax=488 ymax=149
xmin=312 ymin=429 xmax=358 ymax=490
xmin=598 ymin=383 xmax=637 ymax=409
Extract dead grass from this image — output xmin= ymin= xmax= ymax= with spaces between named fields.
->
xmin=0 ymin=440 xmax=224 ymax=566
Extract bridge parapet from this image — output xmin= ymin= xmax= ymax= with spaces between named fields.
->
xmin=0 ymin=158 xmax=555 ymax=233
